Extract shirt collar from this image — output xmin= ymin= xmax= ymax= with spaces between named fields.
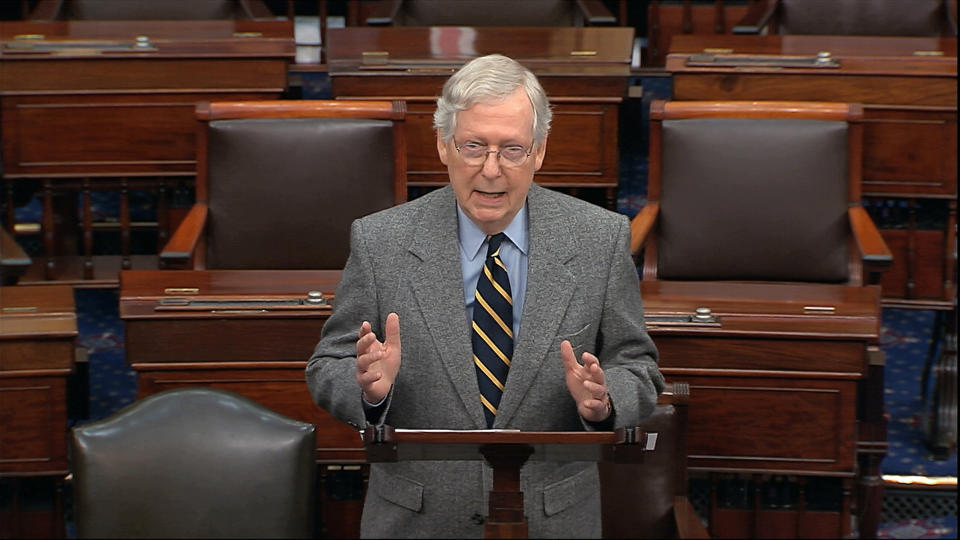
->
xmin=457 ymin=203 xmax=529 ymax=261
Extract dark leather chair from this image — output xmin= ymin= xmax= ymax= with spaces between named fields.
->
xmin=630 ymin=100 xmax=891 ymax=538
xmin=631 ymin=100 xmax=891 ymax=286
xmin=734 ymin=0 xmax=958 ymax=36
xmin=160 ymin=100 xmax=406 ymax=270
xmin=600 ymin=383 xmax=707 ymax=539
xmin=71 ymin=387 xmax=316 ymax=539
xmin=1 ymin=226 xmax=30 ymax=285
xmin=28 ymin=0 xmax=276 ymax=20
xmin=350 ymin=0 xmax=617 ymax=26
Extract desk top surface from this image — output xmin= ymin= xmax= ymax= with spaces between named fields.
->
xmin=327 ymin=26 xmax=634 ymax=75
xmin=0 ymin=284 xmax=77 ymax=338
xmin=641 ymin=281 xmax=881 ymax=340
xmin=0 ymin=19 xmax=294 ymax=59
xmin=119 ymin=269 xmax=342 ymax=320
xmin=667 ymin=34 xmax=957 ymax=77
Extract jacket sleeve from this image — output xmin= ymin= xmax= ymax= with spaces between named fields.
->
xmin=597 ymin=215 xmax=665 ymax=428
xmin=305 ymin=218 xmax=384 ymax=430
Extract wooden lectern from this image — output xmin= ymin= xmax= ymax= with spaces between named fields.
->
xmin=363 ymin=426 xmax=655 ymax=539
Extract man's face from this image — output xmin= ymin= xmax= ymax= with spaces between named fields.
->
xmin=437 ymin=88 xmax=547 ymax=235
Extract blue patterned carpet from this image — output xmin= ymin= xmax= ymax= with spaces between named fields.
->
xmin=881 ymin=309 xmax=957 ymax=479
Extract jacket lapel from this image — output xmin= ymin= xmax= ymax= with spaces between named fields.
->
xmin=407 ymin=188 xmax=487 ymax=429
xmin=495 ymin=184 xmax=578 ymax=427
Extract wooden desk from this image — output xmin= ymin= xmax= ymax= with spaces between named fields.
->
xmin=0 ymin=20 xmax=295 ymax=285
xmin=0 ymin=284 xmax=77 ymax=538
xmin=665 ymin=34 xmax=957 ymax=310
xmin=119 ymin=268 xmax=368 ymax=538
xmin=118 ymin=269 xmax=361 ymax=461
xmin=327 ymin=26 xmax=634 ymax=207
xmin=641 ymin=280 xmax=882 ymax=538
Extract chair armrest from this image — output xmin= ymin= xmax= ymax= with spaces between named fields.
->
xmin=577 ymin=0 xmax=617 ymax=25
xmin=848 ymin=205 xmax=893 ymax=285
xmin=848 ymin=205 xmax=893 ymax=266
xmin=365 ymin=0 xmax=402 ymax=25
xmin=160 ymin=203 xmax=208 ymax=269
xmin=732 ymin=0 xmax=777 ymax=34
xmin=629 ymin=202 xmax=659 ymax=258
xmin=1 ymin=226 xmax=31 ymax=285
xmin=673 ymin=496 xmax=710 ymax=539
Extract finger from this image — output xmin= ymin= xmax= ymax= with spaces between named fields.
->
xmin=358 ymin=320 xmax=372 ymax=339
xmin=356 ymin=347 xmax=381 ymax=371
xmin=581 ymin=352 xmax=605 ymax=384
xmin=560 ymin=340 xmax=579 ymax=371
xmin=384 ymin=312 xmax=401 ymax=348
xmin=356 ymin=368 xmax=382 ymax=386
xmin=582 ymin=379 xmax=608 ymax=400
xmin=356 ymin=331 xmax=380 ymax=356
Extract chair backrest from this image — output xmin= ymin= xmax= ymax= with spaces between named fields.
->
xmin=71 ymin=387 xmax=316 ymax=539
xmin=645 ymin=100 xmax=863 ymax=284
xmin=600 ymin=383 xmax=690 ymax=539
xmin=197 ymin=100 xmax=406 ymax=270
xmin=778 ymin=0 xmax=955 ymax=37
xmin=30 ymin=0 xmax=273 ymax=20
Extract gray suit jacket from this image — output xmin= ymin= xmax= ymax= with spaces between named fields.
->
xmin=306 ymin=184 xmax=663 ymax=538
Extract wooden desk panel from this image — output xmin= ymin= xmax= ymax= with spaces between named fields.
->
xmin=0 ymin=20 xmax=294 ymax=177
xmin=0 ymin=284 xmax=77 ymax=476
xmin=641 ymin=281 xmax=878 ymax=475
xmin=327 ymin=27 xmax=631 ymax=203
xmin=641 ymin=280 xmax=881 ymax=537
xmin=119 ymin=269 xmax=362 ymax=462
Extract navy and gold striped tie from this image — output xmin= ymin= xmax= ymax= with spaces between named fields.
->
xmin=472 ymin=233 xmax=513 ymax=428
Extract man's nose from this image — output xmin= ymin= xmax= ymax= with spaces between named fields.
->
xmin=481 ymin=150 xmax=502 ymax=176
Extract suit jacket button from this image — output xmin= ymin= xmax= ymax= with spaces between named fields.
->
xmin=471 ymin=513 xmax=485 ymax=525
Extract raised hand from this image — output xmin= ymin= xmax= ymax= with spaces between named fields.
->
xmin=356 ymin=312 xmax=402 ymax=404
xmin=561 ymin=340 xmax=612 ymax=423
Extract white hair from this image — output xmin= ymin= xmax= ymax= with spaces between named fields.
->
xmin=433 ymin=54 xmax=552 ymax=146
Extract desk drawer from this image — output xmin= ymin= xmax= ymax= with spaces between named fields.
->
xmin=663 ymin=374 xmax=857 ymax=474
xmin=0 ymin=375 xmax=69 ymax=474
xmin=655 ymin=336 xmax=866 ymax=374
xmin=126 ymin=317 xmax=325 ymax=363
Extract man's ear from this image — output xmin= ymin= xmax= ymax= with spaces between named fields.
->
xmin=437 ymin=132 xmax=450 ymax=166
xmin=533 ymin=138 xmax=547 ymax=171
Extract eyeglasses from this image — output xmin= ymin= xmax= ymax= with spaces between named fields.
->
xmin=454 ymin=140 xmax=532 ymax=168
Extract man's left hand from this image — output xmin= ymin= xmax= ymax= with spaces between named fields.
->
xmin=561 ymin=340 xmax=612 ymax=423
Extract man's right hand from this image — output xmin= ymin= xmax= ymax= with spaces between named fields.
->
xmin=356 ymin=312 xmax=401 ymax=404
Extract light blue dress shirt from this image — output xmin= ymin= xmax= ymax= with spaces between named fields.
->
xmin=457 ymin=203 xmax=529 ymax=341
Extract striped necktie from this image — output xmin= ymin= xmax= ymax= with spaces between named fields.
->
xmin=472 ymin=233 xmax=513 ymax=428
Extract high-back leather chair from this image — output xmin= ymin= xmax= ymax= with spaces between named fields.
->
xmin=28 ymin=0 xmax=276 ymax=20
xmin=351 ymin=0 xmax=617 ymax=26
xmin=734 ymin=0 xmax=958 ymax=36
xmin=631 ymin=100 xmax=891 ymax=286
xmin=600 ymin=383 xmax=706 ymax=539
xmin=160 ymin=100 xmax=406 ymax=270
xmin=71 ymin=387 xmax=316 ymax=539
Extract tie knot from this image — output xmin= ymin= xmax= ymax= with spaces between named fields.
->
xmin=486 ymin=233 xmax=506 ymax=258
